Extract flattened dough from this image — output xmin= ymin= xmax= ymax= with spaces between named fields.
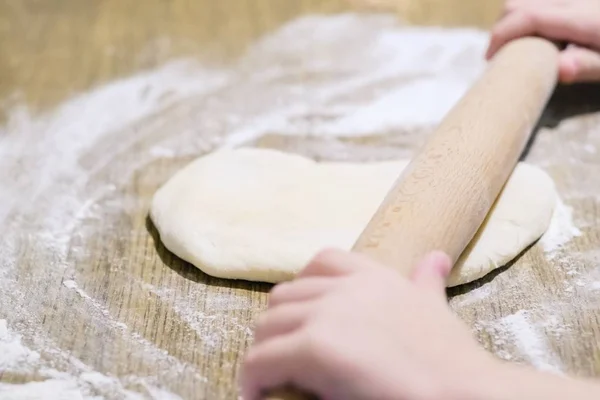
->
xmin=151 ymin=148 xmax=557 ymax=287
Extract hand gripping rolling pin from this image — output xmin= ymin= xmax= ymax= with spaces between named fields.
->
xmin=264 ymin=36 xmax=560 ymax=400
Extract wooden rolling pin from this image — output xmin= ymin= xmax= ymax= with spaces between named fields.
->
xmin=265 ymin=36 xmax=559 ymax=400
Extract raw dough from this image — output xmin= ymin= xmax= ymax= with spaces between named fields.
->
xmin=151 ymin=148 xmax=557 ymax=287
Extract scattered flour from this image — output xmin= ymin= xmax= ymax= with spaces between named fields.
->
xmin=450 ymin=283 xmax=492 ymax=308
xmin=498 ymin=311 xmax=563 ymax=373
xmin=144 ymin=282 xmax=254 ymax=351
xmin=0 ymin=320 xmax=41 ymax=372
xmin=541 ymin=197 xmax=582 ymax=256
xmin=0 ymin=61 xmax=225 ymax=398
xmin=0 ymin=380 xmax=95 ymax=400
xmin=474 ymin=310 xmax=564 ymax=374
xmin=0 ymin=319 xmax=182 ymax=400
xmin=61 ymin=280 xmax=127 ymax=330
xmin=221 ymin=14 xmax=489 ymax=147
xmin=62 ymin=280 xmax=90 ymax=299
xmin=0 ymin=11 xmax=590 ymax=398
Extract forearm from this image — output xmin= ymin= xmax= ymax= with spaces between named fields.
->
xmin=467 ymin=362 xmax=600 ymax=400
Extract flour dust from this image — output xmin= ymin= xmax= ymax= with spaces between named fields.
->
xmin=0 ymin=12 xmax=590 ymax=398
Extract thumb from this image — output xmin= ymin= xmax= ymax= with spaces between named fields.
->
xmin=559 ymin=45 xmax=600 ymax=84
xmin=410 ymin=251 xmax=452 ymax=296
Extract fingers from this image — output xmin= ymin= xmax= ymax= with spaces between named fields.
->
xmin=410 ymin=251 xmax=452 ymax=298
xmin=487 ymin=8 xmax=567 ymax=59
xmin=486 ymin=5 xmax=593 ymax=60
xmin=259 ymin=249 xmax=378 ymax=348
xmin=486 ymin=11 xmax=532 ymax=59
xmin=559 ymin=45 xmax=600 ymax=83
xmin=241 ymin=334 xmax=304 ymax=400
xmin=260 ymin=278 xmax=336 ymax=345
xmin=254 ymin=303 xmax=311 ymax=343
xmin=269 ymin=278 xmax=333 ymax=307
xmin=243 ymin=250 xmax=453 ymax=399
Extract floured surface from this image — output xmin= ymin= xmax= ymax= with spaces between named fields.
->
xmin=1 ymin=6 xmax=600 ymax=400
xmin=151 ymin=148 xmax=557 ymax=286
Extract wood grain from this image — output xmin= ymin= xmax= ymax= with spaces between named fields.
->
xmin=2 ymin=1 xmax=600 ymax=400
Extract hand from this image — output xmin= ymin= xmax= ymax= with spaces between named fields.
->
xmin=240 ymin=249 xmax=498 ymax=400
xmin=486 ymin=0 xmax=600 ymax=83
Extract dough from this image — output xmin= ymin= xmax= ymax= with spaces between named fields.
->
xmin=151 ymin=148 xmax=557 ymax=287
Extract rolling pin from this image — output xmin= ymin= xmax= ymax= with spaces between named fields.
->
xmin=265 ymin=36 xmax=559 ymax=400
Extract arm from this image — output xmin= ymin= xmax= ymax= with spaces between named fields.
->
xmin=241 ymin=249 xmax=600 ymax=400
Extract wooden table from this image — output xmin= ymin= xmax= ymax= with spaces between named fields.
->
xmin=2 ymin=0 xmax=600 ymax=399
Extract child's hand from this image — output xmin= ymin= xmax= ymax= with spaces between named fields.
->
xmin=487 ymin=0 xmax=600 ymax=83
xmin=240 ymin=249 xmax=497 ymax=400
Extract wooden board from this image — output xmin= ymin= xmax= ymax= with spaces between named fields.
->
xmin=2 ymin=0 xmax=600 ymax=399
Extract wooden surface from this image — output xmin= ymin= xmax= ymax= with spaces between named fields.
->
xmin=2 ymin=1 xmax=600 ymax=399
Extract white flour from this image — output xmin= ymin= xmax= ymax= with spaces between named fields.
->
xmin=496 ymin=311 xmax=563 ymax=373
xmin=142 ymin=282 xmax=254 ymax=352
xmin=0 ymin=319 xmax=181 ymax=400
xmin=541 ymin=198 xmax=582 ymax=256
xmin=0 ymin=12 xmax=590 ymax=398
xmin=0 ymin=320 xmax=40 ymax=372
xmin=455 ymin=195 xmax=589 ymax=372
xmin=221 ymin=14 xmax=488 ymax=147
xmin=473 ymin=310 xmax=564 ymax=373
